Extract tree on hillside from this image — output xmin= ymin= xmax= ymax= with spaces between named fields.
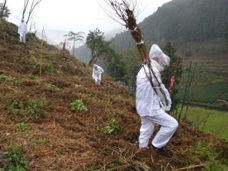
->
xmin=86 ymin=28 xmax=109 ymax=66
xmin=67 ymin=31 xmax=85 ymax=56
xmin=121 ymin=48 xmax=142 ymax=91
xmin=21 ymin=0 xmax=42 ymax=23
xmin=162 ymin=41 xmax=183 ymax=112
xmin=0 ymin=1 xmax=10 ymax=19
xmin=105 ymin=48 xmax=126 ymax=81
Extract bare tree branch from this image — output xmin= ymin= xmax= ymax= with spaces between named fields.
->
xmin=100 ymin=0 xmax=140 ymax=28
xmin=26 ymin=0 xmax=42 ymax=23
xmin=22 ymin=0 xmax=29 ymax=21
xmin=101 ymin=0 xmax=145 ymax=61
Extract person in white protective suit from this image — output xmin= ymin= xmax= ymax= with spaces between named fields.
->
xmin=92 ymin=64 xmax=104 ymax=85
xmin=136 ymin=44 xmax=178 ymax=152
xmin=18 ymin=19 xmax=27 ymax=43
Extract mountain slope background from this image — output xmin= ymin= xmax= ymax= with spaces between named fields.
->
xmin=74 ymin=0 xmax=228 ymax=78
xmin=0 ymin=20 xmax=227 ymax=170
xmin=111 ymin=0 xmax=227 ymax=52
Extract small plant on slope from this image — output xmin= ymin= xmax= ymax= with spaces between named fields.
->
xmin=70 ymin=100 xmax=88 ymax=112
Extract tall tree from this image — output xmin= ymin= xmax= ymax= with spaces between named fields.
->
xmin=67 ymin=31 xmax=84 ymax=56
xmin=121 ymin=48 xmax=142 ymax=91
xmin=162 ymin=41 xmax=183 ymax=112
xmin=105 ymin=48 xmax=125 ymax=81
xmin=86 ymin=28 xmax=108 ymax=66
xmin=0 ymin=0 xmax=10 ymax=18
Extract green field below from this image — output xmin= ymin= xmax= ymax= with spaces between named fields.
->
xmin=178 ymin=82 xmax=228 ymax=102
xmin=177 ymin=82 xmax=228 ymax=110
xmin=176 ymin=107 xmax=228 ymax=141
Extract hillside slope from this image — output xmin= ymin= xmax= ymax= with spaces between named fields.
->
xmin=0 ymin=21 xmax=227 ymax=170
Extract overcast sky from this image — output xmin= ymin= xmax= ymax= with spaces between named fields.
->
xmin=5 ymin=0 xmax=171 ymax=34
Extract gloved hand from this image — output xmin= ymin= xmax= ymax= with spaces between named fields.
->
xmin=160 ymin=101 xmax=171 ymax=111
xmin=163 ymin=105 xmax=171 ymax=112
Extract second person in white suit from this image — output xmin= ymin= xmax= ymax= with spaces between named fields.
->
xmin=18 ymin=19 xmax=27 ymax=44
xmin=92 ymin=64 xmax=104 ymax=85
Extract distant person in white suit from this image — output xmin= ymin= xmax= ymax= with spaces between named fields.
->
xmin=18 ymin=19 xmax=27 ymax=43
xmin=92 ymin=64 xmax=104 ymax=85
xmin=136 ymin=44 xmax=178 ymax=153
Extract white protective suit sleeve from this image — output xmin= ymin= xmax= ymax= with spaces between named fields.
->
xmin=152 ymin=67 xmax=172 ymax=110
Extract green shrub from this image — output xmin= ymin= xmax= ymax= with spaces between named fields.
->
xmin=101 ymin=119 xmax=122 ymax=135
xmin=70 ymin=100 xmax=88 ymax=112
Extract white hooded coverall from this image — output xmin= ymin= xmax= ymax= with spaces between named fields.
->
xmin=136 ymin=44 xmax=178 ymax=149
xmin=18 ymin=21 xmax=27 ymax=43
xmin=92 ymin=64 xmax=104 ymax=85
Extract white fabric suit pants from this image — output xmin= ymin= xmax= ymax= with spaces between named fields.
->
xmin=139 ymin=108 xmax=178 ymax=149
xmin=19 ymin=33 xmax=26 ymax=43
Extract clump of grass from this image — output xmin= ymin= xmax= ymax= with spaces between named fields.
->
xmin=14 ymin=123 xmax=30 ymax=131
xmin=3 ymin=144 xmax=27 ymax=171
xmin=185 ymin=141 xmax=228 ymax=170
xmin=6 ymin=96 xmax=46 ymax=121
xmin=70 ymin=100 xmax=88 ymax=112
xmin=0 ymin=74 xmax=14 ymax=82
xmin=98 ymin=113 xmax=123 ymax=135
xmin=101 ymin=119 xmax=122 ymax=134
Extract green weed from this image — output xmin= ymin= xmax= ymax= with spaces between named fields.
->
xmin=0 ymin=75 xmax=14 ymax=82
xmin=14 ymin=123 xmax=30 ymax=131
xmin=101 ymin=119 xmax=122 ymax=135
xmin=98 ymin=113 xmax=123 ymax=135
xmin=70 ymin=100 xmax=88 ymax=112
xmin=6 ymin=97 xmax=46 ymax=121
xmin=2 ymin=144 xmax=27 ymax=171
xmin=46 ymin=64 xmax=55 ymax=73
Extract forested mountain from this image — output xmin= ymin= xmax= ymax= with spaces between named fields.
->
xmin=111 ymin=0 xmax=228 ymax=52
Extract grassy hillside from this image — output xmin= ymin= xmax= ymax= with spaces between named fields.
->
xmin=0 ymin=21 xmax=227 ymax=170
